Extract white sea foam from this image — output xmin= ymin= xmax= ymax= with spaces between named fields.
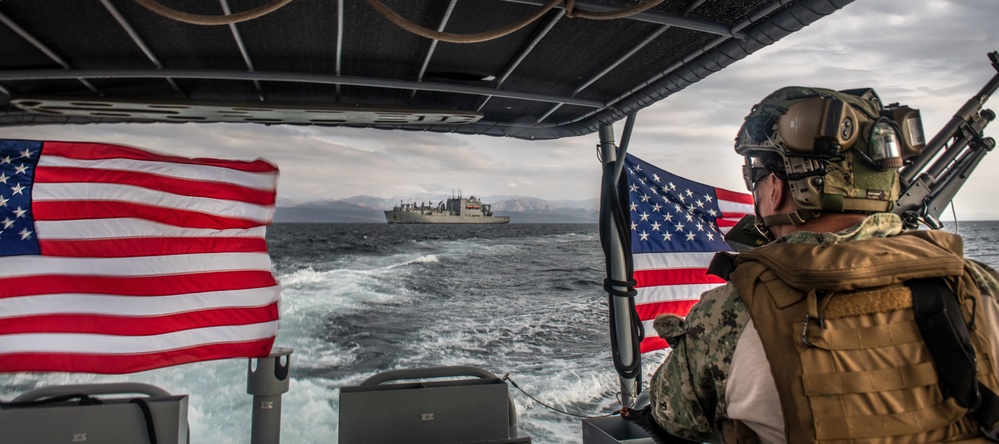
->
xmin=405 ymin=254 xmax=440 ymax=264
xmin=281 ymin=378 xmax=338 ymax=443
xmin=277 ymin=265 xmax=413 ymax=315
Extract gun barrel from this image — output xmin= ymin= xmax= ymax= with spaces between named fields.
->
xmin=901 ymin=51 xmax=999 ymax=184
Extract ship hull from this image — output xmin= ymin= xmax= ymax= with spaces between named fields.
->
xmin=384 ymin=210 xmax=510 ymax=224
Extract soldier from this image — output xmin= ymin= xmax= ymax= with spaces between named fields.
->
xmin=642 ymin=86 xmax=999 ymax=443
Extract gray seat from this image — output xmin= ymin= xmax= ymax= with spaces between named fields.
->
xmin=0 ymin=382 xmax=189 ymax=444
xmin=339 ymin=366 xmax=530 ymax=444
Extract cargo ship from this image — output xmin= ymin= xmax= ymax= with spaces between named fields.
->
xmin=385 ymin=194 xmax=510 ymax=224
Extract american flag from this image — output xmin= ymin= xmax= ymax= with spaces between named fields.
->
xmin=0 ymin=139 xmax=280 ymax=374
xmin=624 ymin=154 xmax=753 ymax=353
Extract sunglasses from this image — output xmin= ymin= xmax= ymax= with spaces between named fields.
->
xmin=742 ymin=164 xmax=772 ymax=191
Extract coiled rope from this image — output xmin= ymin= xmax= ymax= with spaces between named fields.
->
xmin=365 ymin=0 xmax=561 ymax=44
xmin=133 ymin=0 xmax=666 ymax=44
xmin=132 ymin=0 xmax=294 ymax=26
xmin=366 ymin=0 xmax=665 ymax=43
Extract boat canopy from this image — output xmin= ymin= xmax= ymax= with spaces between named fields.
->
xmin=0 ymin=0 xmax=849 ymax=140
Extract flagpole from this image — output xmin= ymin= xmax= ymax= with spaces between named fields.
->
xmin=598 ymin=122 xmax=640 ymax=409
xmin=247 ymin=347 xmax=293 ymax=444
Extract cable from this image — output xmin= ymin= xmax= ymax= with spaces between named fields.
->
xmin=129 ymin=398 xmax=158 ymax=444
xmin=951 ymin=201 xmax=960 ymax=234
xmin=132 ymin=0 xmax=293 ymax=25
xmin=0 ymin=393 xmax=101 ymax=408
xmin=563 ymin=0 xmax=665 ymax=20
xmin=502 ymin=373 xmax=618 ymax=419
xmin=365 ymin=0 xmax=666 ymax=43
xmin=364 ymin=0 xmax=562 ymax=43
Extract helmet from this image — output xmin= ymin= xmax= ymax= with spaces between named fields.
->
xmin=734 ymin=86 xmax=926 ymax=225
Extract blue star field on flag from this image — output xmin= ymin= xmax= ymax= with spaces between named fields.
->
xmin=0 ymin=139 xmax=41 ymax=256
xmin=624 ymin=154 xmax=733 ymax=255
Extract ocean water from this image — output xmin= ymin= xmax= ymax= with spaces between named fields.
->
xmin=946 ymin=220 xmax=999 ymax=266
xmin=3 ymin=221 xmax=998 ymax=443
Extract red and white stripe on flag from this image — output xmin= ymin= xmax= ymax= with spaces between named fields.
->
xmin=623 ymin=154 xmax=753 ymax=353
xmin=0 ymin=139 xmax=280 ymax=374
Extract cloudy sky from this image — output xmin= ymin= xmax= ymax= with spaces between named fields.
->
xmin=3 ymin=0 xmax=998 ymax=218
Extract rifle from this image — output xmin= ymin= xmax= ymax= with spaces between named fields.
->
xmin=895 ymin=51 xmax=999 ymax=229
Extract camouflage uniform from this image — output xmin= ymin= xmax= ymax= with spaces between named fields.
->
xmin=647 ymin=212 xmax=999 ymax=442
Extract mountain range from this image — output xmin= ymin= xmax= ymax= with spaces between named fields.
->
xmin=274 ymin=195 xmax=599 ymax=223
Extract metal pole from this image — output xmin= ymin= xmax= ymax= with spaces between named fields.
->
xmin=598 ymin=123 xmax=639 ymax=408
xmin=247 ymin=347 xmax=293 ymax=444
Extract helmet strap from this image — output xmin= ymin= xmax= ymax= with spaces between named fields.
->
xmin=761 ymin=209 xmax=823 ymax=227
xmin=750 ymin=214 xmax=777 ymax=243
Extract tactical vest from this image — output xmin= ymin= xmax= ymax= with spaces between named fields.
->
xmin=728 ymin=230 xmax=999 ymax=443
